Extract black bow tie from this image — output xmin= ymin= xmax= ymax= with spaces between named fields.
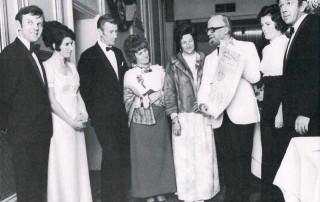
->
xmin=106 ymin=46 xmax=113 ymax=52
xmin=285 ymin=27 xmax=295 ymax=38
xmin=30 ymin=43 xmax=40 ymax=54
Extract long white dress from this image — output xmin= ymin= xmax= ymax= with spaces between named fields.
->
xmin=44 ymin=59 xmax=92 ymax=202
xmin=168 ymin=53 xmax=220 ymax=201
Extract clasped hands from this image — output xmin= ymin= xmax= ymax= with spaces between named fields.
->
xmin=71 ymin=113 xmax=89 ymax=131
xmin=140 ymin=89 xmax=164 ymax=108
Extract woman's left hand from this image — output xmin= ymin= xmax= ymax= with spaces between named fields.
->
xmin=172 ymin=121 xmax=181 ymax=136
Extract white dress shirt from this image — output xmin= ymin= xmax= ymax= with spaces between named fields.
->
xmin=98 ymin=40 xmax=119 ymax=79
xmin=18 ymin=36 xmax=45 ymax=83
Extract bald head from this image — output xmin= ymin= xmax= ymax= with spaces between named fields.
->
xmin=208 ymin=15 xmax=232 ymax=35
xmin=207 ymin=15 xmax=232 ymax=47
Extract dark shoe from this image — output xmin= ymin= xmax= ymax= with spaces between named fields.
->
xmin=156 ymin=195 xmax=167 ymax=202
xmin=146 ymin=197 xmax=156 ymax=202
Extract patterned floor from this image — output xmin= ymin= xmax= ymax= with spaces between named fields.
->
xmin=90 ymin=171 xmax=261 ymax=202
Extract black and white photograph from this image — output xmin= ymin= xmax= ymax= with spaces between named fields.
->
xmin=0 ymin=0 xmax=319 ymax=202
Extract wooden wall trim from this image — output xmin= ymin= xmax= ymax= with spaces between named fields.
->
xmin=72 ymin=0 xmax=98 ymax=18
xmin=1 ymin=194 xmax=16 ymax=202
xmin=0 ymin=0 xmax=9 ymax=50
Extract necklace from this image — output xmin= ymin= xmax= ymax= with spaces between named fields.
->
xmin=52 ymin=52 xmax=67 ymax=67
xmin=133 ymin=63 xmax=152 ymax=73
xmin=182 ymin=51 xmax=196 ymax=56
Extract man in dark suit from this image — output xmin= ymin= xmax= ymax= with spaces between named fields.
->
xmin=78 ymin=14 xmax=130 ymax=202
xmin=0 ymin=6 xmax=52 ymax=202
xmin=278 ymin=0 xmax=319 ymax=137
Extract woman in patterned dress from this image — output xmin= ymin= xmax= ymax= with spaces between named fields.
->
xmin=164 ymin=23 xmax=220 ymax=202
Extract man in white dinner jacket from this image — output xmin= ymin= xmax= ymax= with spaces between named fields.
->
xmin=198 ymin=14 xmax=260 ymax=202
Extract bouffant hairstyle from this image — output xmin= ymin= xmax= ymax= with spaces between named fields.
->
xmin=123 ymin=35 xmax=149 ymax=64
xmin=15 ymin=5 xmax=44 ymax=24
xmin=258 ymin=4 xmax=288 ymax=33
xmin=174 ymin=22 xmax=197 ymax=53
xmin=97 ymin=14 xmax=118 ymax=30
xmin=42 ymin=21 xmax=76 ymax=51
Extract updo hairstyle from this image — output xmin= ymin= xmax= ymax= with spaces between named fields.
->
xmin=42 ymin=21 xmax=76 ymax=51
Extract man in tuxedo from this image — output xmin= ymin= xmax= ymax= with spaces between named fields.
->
xmin=278 ymin=0 xmax=319 ymax=137
xmin=78 ymin=14 xmax=130 ymax=202
xmin=198 ymin=15 xmax=260 ymax=202
xmin=0 ymin=6 xmax=52 ymax=202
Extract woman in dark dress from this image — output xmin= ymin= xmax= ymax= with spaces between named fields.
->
xmin=123 ymin=35 xmax=176 ymax=202
xmin=258 ymin=5 xmax=290 ymax=202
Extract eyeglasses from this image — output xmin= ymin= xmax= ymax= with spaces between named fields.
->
xmin=206 ymin=26 xmax=226 ymax=33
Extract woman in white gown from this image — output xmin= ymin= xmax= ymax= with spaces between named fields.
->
xmin=42 ymin=21 xmax=92 ymax=202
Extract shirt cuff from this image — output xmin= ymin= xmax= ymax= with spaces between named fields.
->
xmin=170 ymin=112 xmax=178 ymax=120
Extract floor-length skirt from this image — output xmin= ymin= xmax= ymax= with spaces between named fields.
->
xmin=130 ymin=105 xmax=177 ymax=198
xmin=47 ymin=113 xmax=92 ymax=202
xmin=173 ymin=113 xmax=220 ymax=201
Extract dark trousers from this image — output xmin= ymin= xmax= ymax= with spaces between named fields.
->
xmin=260 ymin=120 xmax=289 ymax=202
xmin=94 ymin=127 xmax=131 ymax=202
xmin=10 ymin=141 xmax=50 ymax=202
xmin=214 ymin=113 xmax=255 ymax=202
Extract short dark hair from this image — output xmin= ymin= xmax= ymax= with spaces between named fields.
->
xmin=258 ymin=4 xmax=288 ymax=33
xmin=15 ymin=5 xmax=44 ymax=24
xmin=42 ymin=21 xmax=76 ymax=51
xmin=174 ymin=22 xmax=196 ymax=52
xmin=123 ymin=35 xmax=149 ymax=64
xmin=97 ymin=14 xmax=118 ymax=30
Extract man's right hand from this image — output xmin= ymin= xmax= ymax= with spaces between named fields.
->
xmin=295 ymin=115 xmax=310 ymax=135
xmin=199 ymin=103 xmax=210 ymax=116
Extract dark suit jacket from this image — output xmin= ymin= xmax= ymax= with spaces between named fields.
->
xmin=78 ymin=43 xmax=129 ymax=150
xmin=0 ymin=38 xmax=53 ymax=144
xmin=282 ymin=15 xmax=320 ymax=133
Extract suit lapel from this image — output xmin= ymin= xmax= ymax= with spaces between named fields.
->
xmin=284 ymin=15 xmax=309 ymax=71
xmin=39 ymin=60 xmax=48 ymax=89
xmin=27 ymin=54 xmax=47 ymax=88
xmin=16 ymin=38 xmax=46 ymax=89
xmin=113 ymin=48 xmax=126 ymax=88
xmin=94 ymin=43 xmax=120 ymax=82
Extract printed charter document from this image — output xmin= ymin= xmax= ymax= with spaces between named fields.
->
xmin=206 ymin=44 xmax=242 ymax=118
